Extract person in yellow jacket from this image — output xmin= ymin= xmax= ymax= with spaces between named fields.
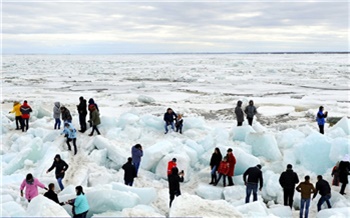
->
xmin=9 ymin=101 xmax=23 ymax=130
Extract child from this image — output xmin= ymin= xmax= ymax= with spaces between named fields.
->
xmin=61 ymin=122 xmax=77 ymax=155
xmin=331 ymin=161 xmax=340 ymax=186
xmin=175 ymin=114 xmax=183 ymax=134
xmin=214 ymin=157 xmax=230 ymax=187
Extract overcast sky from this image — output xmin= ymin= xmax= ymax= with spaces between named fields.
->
xmin=2 ymin=1 xmax=349 ymax=54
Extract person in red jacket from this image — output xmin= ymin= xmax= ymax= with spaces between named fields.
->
xmin=167 ymin=158 xmax=177 ymax=177
xmin=226 ymin=148 xmax=236 ymax=186
xmin=20 ymin=100 xmax=32 ymax=132
xmin=214 ymin=157 xmax=230 ymax=187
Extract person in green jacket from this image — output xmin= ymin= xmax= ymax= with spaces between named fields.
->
xmin=88 ymin=104 xmax=101 ymax=136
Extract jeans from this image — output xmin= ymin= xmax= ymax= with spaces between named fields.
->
xmin=211 ymin=165 xmax=217 ymax=175
xmin=245 ymin=183 xmax=258 ymax=203
xmin=79 ymin=114 xmax=87 ymax=131
xmin=164 ymin=122 xmax=174 ymax=133
xmin=57 ymin=177 xmax=64 ymax=190
xmin=247 ymin=117 xmax=253 ymax=126
xmin=91 ymin=125 xmax=100 ymax=135
xmin=300 ymin=198 xmax=311 ymax=218
xmin=317 ymin=194 xmax=331 ymax=211
xmin=318 ymin=125 xmax=324 ymax=134
xmin=125 ymin=180 xmax=134 ymax=186
xmin=74 ymin=210 xmax=88 ymax=218
xmin=22 ymin=118 xmax=29 ymax=131
xmin=216 ymin=174 xmax=226 ymax=186
xmin=133 ymin=161 xmax=140 ymax=176
xmin=283 ymin=188 xmax=295 ymax=208
xmin=54 ymin=118 xmax=61 ymax=129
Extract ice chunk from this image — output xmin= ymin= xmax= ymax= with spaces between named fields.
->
xmin=88 ymin=172 xmax=115 ymax=187
xmin=268 ymin=205 xmax=292 ymax=218
xmin=332 ymin=117 xmax=350 ymax=135
xmin=223 ymin=185 xmax=246 ymax=202
xmin=1 ymin=201 xmax=27 ymax=217
xmin=89 ymin=148 xmax=108 ymax=166
xmin=329 ymin=138 xmax=350 ymax=162
xmin=27 ymin=195 xmax=70 ymax=217
xmin=117 ymin=113 xmax=140 ymax=129
xmin=100 ymin=116 xmax=117 ymax=128
xmin=155 ymin=153 xmax=191 ymax=180
xmin=42 ymin=131 xmax=60 ymax=142
xmin=234 ymin=147 xmax=260 ymax=175
xmin=258 ymin=106 xmax=295 ymax=117
xmin=0 ymin=194 xmax=14 ymax=203
xmin=195 ymin=184 xmax=223 ymax=200
xmin=245 ymin=132 xmax=282 ymax=161
xmin=137 ymin=95 xmax=155 ymax=104
xmin=118 ymin=205 xmax=165 ymax=217
xmin=142 ymin=141 xmax=175 ymax=171
xmin=316 ymin=207 xmax=350 ymax=218
xmin=261 ymin=170 xmax=281 ymax=201
xmin=185 ymin=139 xmax=205 ymax=155
xmin=276 ymin=129 xmax=305 ymax=149
xmin=111 ymin=182 xmax=157 ymax=205
xmin=232 ymin=125 xmax=256 ymax=142
xmin=169 ymin=193 xmax=243 ymax=218
xmin=139 ymin=114 xmax=163 ymax=131
xmin=235 ymin=201 xmax=269 ymax=216
xmin=184 ymin=117 xmax=206 ymax=130
xmin=327 ymin=127 xmax=347 ymax=138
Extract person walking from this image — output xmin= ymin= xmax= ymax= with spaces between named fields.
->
xmin=279 ymin=164 xmax=299 ymax=208
xmin=44 ymin=183 xmax=65 ymax=205
xmin=244 ymin=100 xmax=257 ymax=126
xmin=164 ymin=108 xmax=177 ymax=134
xmin=316 ymin=106 xmax=328 ymax=134
xmin=61 ymin=122 xmax=77 ymax=155
xmin=209 ymin=148 xmax=222 ymax=185
xmin=61 ymin=106 xmax=72 ymax=123
xmin=88 ymin=98 xmax=99 ymax=111
xmin=122 ymin=157 xmax=137 ymax=186
xmin=77 ymin=97 xmax=87 ymax=133
xmin=131 ymin=144 xmax=143 ymax=177
xmin=175 ymin=114 xmax=184 ymax=134
xmin=313 ymin=175 xmax=332 ymax=212
xmin=53 ymin=102 xmax=61 ymax=129
xmin=167 ymin=158 xmax=177 ymax=178
xmin=88 ymin=104 xmax=101 ymax=136
xmin=9 ymin=101 xmax=23 ymax=130
xmin=214 ymin=157 xmax=230 ymax=187
xmin=296 ymin=175 xmax=316 ymax=218
xmin=20 ymin=100 xmax=32 ymax=132
xmin=20 ymin=173 xmax=47 ymax=202
xmin=339 ymin=154 xmax=350 ymax=195
xmin=168 ymin=167 xmax=184 ymax=207
xmin=331 ymin=161 xmax=340 ymax=186
xmin=226 ymin=148 xmax=236 ymax=186
xmin=46 ymin=154 xmax=69 ymax=191
xmin=235 ymin=100 xmax=244 ymax=126
xmin=67 ymin=186 xmax=89 ymax=218
xmin=243 ymin=164 xmax=263 ymax=203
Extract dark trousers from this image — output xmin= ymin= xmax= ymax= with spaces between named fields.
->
xmin=15 ymin=116 xmax=23 ymax=129
xmin=340 ymin=182 xmax=347 ymax=194
xmin=22 ymin=118 xmax=29 ymax=131
xmin=125 ymin=180 xmax=134 ymax=186
xmin=247 ymin=117 xmax=253 ymax=126
xmin=74 ymin=210 xmax=88 ymax=218
xmin=79 ymin=113 xmax=87 ymax=131
xmin=283 ymin=188 xmax=295 ymax=208
xmin=227 ymin=176 xmax=234 ymax=186
xmin=91 ymin=125 xmax=100 ymax=135
xmin=169 ymin=190 xmax=181 ymax=207
xmin=176 ymin=124 xmax=183 ymax=134
xmin=319 ymin=125 xmax=324 ymax=134
xmin=317 ymin=194 xmax=331 ymax=211
xmin=66 ymin=138 xmax=77 ymax=154
xmin=216 ymin=174 xmax=227 ymax=186
xmin=237 ymin=121 xmax=243 ymax=126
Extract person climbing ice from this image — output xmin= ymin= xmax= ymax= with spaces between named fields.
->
xmin=61 ymin=122 xmax=78 ymax=155
xmin=66 ymin=186 xmax=89 ymax=218
xmin=20 ymin=173 xmax=47 ymax=202
xmin=44 ymin=183 xmax=65 ymax=205
xmin=46 ymin=154 xmax=69 ymax=190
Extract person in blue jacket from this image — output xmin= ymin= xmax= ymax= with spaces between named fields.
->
xmin=316 ymin=106 xmax=328 ymax=134
xmin=131 ymin=144 xmax=143 ymax=177
xmin=61 ymin=122 xmax=77 ymax=155
xmin=164 ymin=108 xmax=177 ymax=134
xmin=67 ymin=186 xmax=89 ymax=218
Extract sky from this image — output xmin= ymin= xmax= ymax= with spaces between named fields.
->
xmin=2 ymin=1 xmax=349 ymax=54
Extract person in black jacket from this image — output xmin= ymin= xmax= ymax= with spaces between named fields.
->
xmin=279 ymin=164 xmax=299 ymax=208
xmin=168 ymin=167 xmax=184 ymax=207
xmin=60 ymin=106 xmax=72 ymax=123
xmin=77 ymin=96 xmax=87 ymax=133
xmin=235 ymin=100 xmax=244 ymax=126
xmin=122 ymin=157 xmax=137 ymax=186
xmin=175 ymin=114 xmax=183 ymax=134
xmin=164 ymin=108 xmax=177 ymax=134
xmin=209 ymin=147 xmax=222 ymax=185
xmin=243 ymin=164 xmax=263 ymax=203
xmin=44 ymin=183 xmax=65 ymax=205
xmin=338 ymin=154 xmax=350 ymax=195
xmin=46 ymin=154 xmax=69 ymax=191
xmin=313 ymin=175 xmax=331 ymax=211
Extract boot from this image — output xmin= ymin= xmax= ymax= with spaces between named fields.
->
xmin=209 ymin=175 xmax=215 ymax=185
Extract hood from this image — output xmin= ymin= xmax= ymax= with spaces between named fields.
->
xmin=54 ymin=102 xmax=60 ymax=108
xmin=88 ymin=98 xmax=95 ymax=104
xmin=54 ymin=154 xmax=61 ymax=161
xmin=237 ymin=100 xmax=242 ymax=107
xmin=342 ymin=154 xmax=350 ymax=162
xmin=22 ymin=102 xmax=28 ymax=106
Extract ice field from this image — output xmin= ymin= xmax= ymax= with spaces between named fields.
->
xmin=1 ymin=53 xmax=350 ymax=217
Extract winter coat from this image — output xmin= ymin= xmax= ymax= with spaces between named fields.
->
xmin=332 ymin=166 xmax=340 ymax=186
xmin=88 ymin=98 xmax=99 ymax=111
xmin=20 ymin=102 xmax=32 ymax=119
xmin=217 ymin=161 xmax=230 ymax=175
xmin=89 ymin=106 xmax=101 ymax=126
xmin=10 ymin=102 xmax=22 ymax=116
xmin=210 ymin=153 xmax=222 ymax=169
xmin=47 ymin=155 xmax=69 ymax=179
xmin=314 ymin=179 xmax=331 ymax=197
xmin=338 ymin=161 xmax=350 ymax=184
xmin=227 ymin=153 xmax=236 ymax=177
xmin=175 ymin=118 xmax=183 ymax=127
xmin=279 ymin=169 xmax=299 ymax=189
xmin=61 ymin=108 xmax=72 ymax=122
xmin=20 ymin=178 xmax=46 ymax=201
xmin=316 ymin=111 xmax=327 ymax=125
xmin=167 ymin=161 xmax=177 ymax=176
xmin=53 ymin=102 xmax=61 ymax=119
xmin=244 ymin=105 xmax=257 ymax=118
xmin=131 ymin=146 xmax=143 ymax=164
xmin=77 ymin=99 xmax=87 ymax=115
xmin=122 ymin=162 xmax=137 ymax=182
xmin=243 ymin=166 xmax=263 ymax=189
xmin=74 ymin=194 xmax=89 ymax=215
xmin=61 ymin=123 xmax=77 ymax=139
xmin=235 ymin=104 xmax=244 ymax=122
xmin=168 ymin=168 xmax=184 ymax=194
xmin=44 ymin=190 xmax=64 ymax=205
xmin=164 ymin=112 xmax=177 ymax=124
xmin=296 ymin=181 xmax=316 ymax=199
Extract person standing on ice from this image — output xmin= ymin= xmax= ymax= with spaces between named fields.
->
xmin=88 ymin=98 xmax=99 ymax=111
xmin=77 ymin=96 xmax=87 ymax=133
xmin=175 ymin=114 xmax=184 ymax=134
xmin=243 ymin=164 xmax=263 ymax=203
xmin=88 ymin=104 xmax=101 ymax=136
xmin=313 ymin=175 xmax=332 ymax=212
xmin=9 ymin=101 xmax=23 ymax=130
xmin=163 ymin=108 xmax=177 ymax=134
xmin=53 ymin=102 xmax=61 ymax=129
xmin=167 ymin=158 xmax=177 ymax=178
xmin=60 ymin=106 xmax=72 ymax=123
xmin=168 ymin=167 xmax=184 ymax=207
xmin=131 ymin=144 xmax=143 ymax=177
xmin=20 ymin=173 xmax=48 ymax=202
xmin=214 ymin=157 xmax=230 ymax=187
xmin=226 ymin=148 xmax=236 ymax=186
xmin=44 ymin=183 xmax=65 ymax=205
xmin=296 ymin=175 xmax=316 ymax=218
xmin=235 ymin=100 xmax=244 ymax=126
xmin=244 ymin=100 xmax=257 ymax=126
xmin=122 ymin=157 xmax=137 ymax=186
xmin=316 ymin=106 xmax=328 ymax=134
xmin=279 ymin=164 xmax=299 ymax=208
xmin=20 ymin=100 xmax=32 ymax=132
xmin=61 ymin=122 xmax=78 ymax=155
xmin=331 ymin=161 xmax=340 ymax=186
xmin=338 ymin=154 xmax=350 ymax=195
xmin=46 ymin=154 xmax=69 ymax=190
xmin=209 ymin=147 xmax=222 ymax=185
xmin=67 ymin=186 xmax=89 ymax=218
